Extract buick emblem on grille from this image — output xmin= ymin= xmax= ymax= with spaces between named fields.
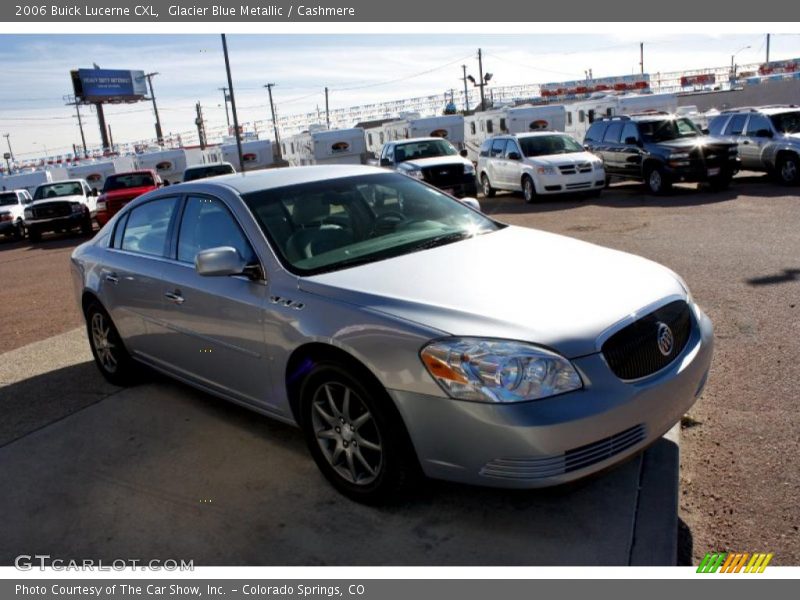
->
xmin=656 ymin=322 xmax=674 ymax=356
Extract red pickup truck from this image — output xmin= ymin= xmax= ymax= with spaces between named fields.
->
xmin=96 ymin=170 xmax=162 ymax=226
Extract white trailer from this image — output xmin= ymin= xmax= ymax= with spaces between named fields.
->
xmin=0 ymin=167 xmax=69 ymax=195
xmin=382 ymin=114 xmax=465 ymax=148
xmin=135 ymin=148 xmax=207 ymax=185
xmin=283 ymin=126 xmax=367 ymax=167
xmin=464 ymin=104 xmax=567 ymax=162
xmin=220 ymin=139 xmax=275 ymax=171
xmin=66 ymin=156 xmax=138 ymax=193
xmin=564 ymin=92 xmax=678 ymax=139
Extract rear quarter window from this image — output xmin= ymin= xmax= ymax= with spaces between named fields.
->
xmin=585 ymin=121 xmax=608 ymax=143
xmin=708 ymin=115 xmax=728 ymax=136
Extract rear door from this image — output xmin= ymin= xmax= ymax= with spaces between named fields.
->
xmin=503 ymin=138 xmax=524 ymax=190
xmin=488 ymin=139 xmax=508 ymax=187
xmin=155 ymin=193 xmax=271 ymax=406
xmin=619 ymin=122 xmax=644 ymax=179
xmin=600 ymin=121 xmax=625 ymax=174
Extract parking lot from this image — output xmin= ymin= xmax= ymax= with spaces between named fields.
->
xmin=1 ymin=172 xmax=798 ymax=565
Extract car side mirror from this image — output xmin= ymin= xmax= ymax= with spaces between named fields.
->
xmin=459 ymin=149 xmax=469 ymax=158
xmin=91 ymin=188 xmax=99 ymax=196
xmin=755 ymin=129 xmax=773 ymax=138
xmin=195 ymin=246 xmax=248 ymax=277
xmin=507 ymin=152 xmax=522 ymax=160
xmin=701 ymin=128 xmax=710 ymax=135
xmin=460 ymin=197 xmax=482 ymax=212
xmin=379 ymin=158 xmax=392 ymax=167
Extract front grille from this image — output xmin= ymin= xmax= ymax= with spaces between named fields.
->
xmin=422 ymin=165 xmax=467 ymax=186
xmin=565 ymin=182 xmax=592 ymax=190
xmin=32 ymin=203 xmax=71 ymax=219
xmin=691 ymin=144 xmax=731 ymax=168
xmin=480 ymin=424 xmax=647 ymax=480
xmin=558 ymin=162 xmax=593 ymax=175
xmin=602 ymin=300 xmax=693 ymax=380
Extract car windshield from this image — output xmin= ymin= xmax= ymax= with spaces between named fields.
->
xmin=33 ymin=182 xmax=83 ymax=200
xmin=638 ymin=118 xmax=701 ymax=142
xmin=519 ymin=134 xmax=583 ymax=157
xmin=769 ymin=111 xmax=800 ymax=134
xmin=0 ymin=192 xmax=18 ymax=206
xmin=184 ymin=164 xmax=235 ymax=182
xmin=242 ymin=172 xmax=500 ymax=275
xmin=103 ymin=173 xmax=156 ymax=192
xmin=394 ymin=140 xmax=457 ymax=162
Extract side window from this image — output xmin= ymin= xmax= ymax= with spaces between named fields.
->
xmin=621 ymin=122 xmax=639 ymax=144
xmin=177 ymin=196 xmax=255 ymax=265
xmin=379 ymin=132 xmax=385 ymax=144
xmin=746 ymin=114 xmax=772 ymax=137
xmin=486 ymin=120 xmax=494 ymax=134
xmin=120 ymin=197 xmax=178 ymax=257
xmin=566 ymin=112 xmax=573 ymax=126
xmin=490 ymin=139 xmax=507 ymax=158
xmin=602 ymin=121 xmax=625 ymax=143
xmin=584 ymin=121 xmax=608 ymax=143
xmin=504 ymin=141 xmax=521 ymax=158
xmin=724 ymin=114 xmax=747 ymax=136
xmin=479 ymin=139 xmax=492 ymax=158
xmin=367 ymin=133 xmax=373 ymax=146
xmin=579 ymin=110 xmax=586 ymax=123
xmin=707 ymin=116 xmax=728 ymax=136
xmin=499 ymin=118 xmax=507 ymax=132
xmin=470 ymin=122 xmax=476 ymax=135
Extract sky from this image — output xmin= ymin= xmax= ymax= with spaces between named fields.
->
xmin=0 ymin=33 xmax=797 ymax=159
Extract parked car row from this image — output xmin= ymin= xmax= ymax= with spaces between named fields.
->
xmin=1 ymin=162 xmax=237 ymax=243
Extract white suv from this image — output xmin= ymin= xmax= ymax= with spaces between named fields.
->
xmin=0 ymin=188 xmax=33 ymax=240
xmin=477 ymin=132 xmax=605 ymax=203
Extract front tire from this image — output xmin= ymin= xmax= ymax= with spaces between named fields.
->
xmin=777 ymin=154 xmax=799 ymax=185
xmin=299 ymin=362 xmax=419 ymax=504
xmin=28 ymin=226 xmax=41 ymax=242
xmin=85 ymin=301 xmax=140 ymax=386
xmin=481 ymin=173 xmax=496 ymax=198
xmin=645 ymin=164 xmax=671 ymax=195
xmin=522 ymin=175 xmax=536 ymax=204
xmin=12 ymin=220 xmax=25 ymax=240
xmin=708 ymin=173 xmax=732 ymax=191
xmin=81 ymin=215 xmax=93 ymax=236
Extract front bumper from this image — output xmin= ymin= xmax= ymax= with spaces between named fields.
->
xmin=0 ymin=219 xmax=19 ymax=234
xmin=390 ymin=304 xmax=713 ymax=488
xmin=534 ymin=171 xmax=605 ymax=195
xmin=26 ymin=212 xmax=87 ymax=233
xmin=664 ymin=157 xmax=740 ymax=182
xmin=434 ymin=178 xmax=478 ymax=198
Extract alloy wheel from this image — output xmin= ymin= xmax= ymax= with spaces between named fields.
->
xmin=781 ymin=158 xmax=797 ymax=183
xmin=523 ymin=178 xmax=535 ymax=203
xmin=310 ymin=382 xmax=383 ymax=486
xmin=91 ymin=311 xmax=118 ymax=374
xmin=648 ymin=169 xmax=662 ymax=193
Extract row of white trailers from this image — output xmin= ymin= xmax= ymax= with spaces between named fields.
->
xmin=1 ymin=139 xmax=275 ymax=194
xmin=280 ymin=92 xmax=683 ymax=166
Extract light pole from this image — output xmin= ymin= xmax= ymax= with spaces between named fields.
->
xmin=144 ymin=72 xmax=164 ymax=145
xmin=3 ymin=133 xmax=14 ymax=162
xmin=466 ymin=49 xmax=493 ymax=111
xmin=264 ymin=83 xmax=281 ymax=159
xmin=221 ymin=34 xmax=244 ymax=173
xmin=731 ymin=45 xmax=752 ymax=78
xmin=218 ymin=86 xmax=231 ymax=130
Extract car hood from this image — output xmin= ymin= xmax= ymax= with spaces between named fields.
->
xmin=525 ymin=151 xmax=598 ymax=166
xmin=29 ymin=195 xmax=85 ymax=207
xmin=299 ymin=226 xmax=686 ymax=358
xmin=401 ymin=155 xmax=470 ymax=169
xmin=100 ymin=186 xmax=156 ymax=201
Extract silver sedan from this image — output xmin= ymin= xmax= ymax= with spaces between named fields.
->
xmin=71 ymin=165 xmax=713 ymax=503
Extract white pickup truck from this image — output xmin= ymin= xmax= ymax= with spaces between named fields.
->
xmin=0 ymin=188 xmax=33 ymax=240
xmin=25 ymin=179 xmax=97 ymax=242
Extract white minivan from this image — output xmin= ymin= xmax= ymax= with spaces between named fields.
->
xmin=477 ymin=132 xmax=606 ymax=203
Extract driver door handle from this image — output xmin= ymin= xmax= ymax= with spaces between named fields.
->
xmin=104 ymin=272 xmax=119 ymax=284
xmin=164 ymin=290 xmax=185 ymax=305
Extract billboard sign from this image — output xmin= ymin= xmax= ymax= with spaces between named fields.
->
xmin=71 ymin=69 xmax=147 ymax=102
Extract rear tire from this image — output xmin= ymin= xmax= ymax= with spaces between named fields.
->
xmin=644 ymin=164 xmax=671 ymax=195
xmin=522 ymin=175 xmax=537 ymax=204
xmin=777 ymin=154 xmax=799 ymax=186
xmin=299 ymin=361 xmax=420 ymax=504
xmin=28 ymin=226 xmax=41 ymax=242
xmin=85 ymin=301 xmax=140 ymax=387
xmin=12 ymin=220 xmax=25 ymax=240
xmin=481 ymin=173 xmax=496 ymax=198
xmin=81 ymin=215 xmax=93 ymax=236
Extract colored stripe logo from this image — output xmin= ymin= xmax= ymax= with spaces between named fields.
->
xmin=697 ymin=552 xmax=773 ymax=573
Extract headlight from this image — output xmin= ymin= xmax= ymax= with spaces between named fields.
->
xmin=24 ymin=209 xmax=33 ymax=219
xmin=670 ymin=152 xmax=690 ymax=160
xmin=420 ymin=338 xmax=583 ymax=403
xmin=405 ymin=169 xmax=424 ymax=180
xmin=463 ymin=163 xmax=476 ymax=175
xmin=71 ymin=202 xmax=84 ymax=214
xmin=536 ymin=166 xmax=557 ymax=175
xmin=593 ymin=161 xmax=604 ymax=171
xmin=96 ymin=200 xmax=107 ymax=212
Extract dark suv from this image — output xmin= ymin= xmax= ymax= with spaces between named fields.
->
xmin=584 ymin=113 xmax=740 ymax=194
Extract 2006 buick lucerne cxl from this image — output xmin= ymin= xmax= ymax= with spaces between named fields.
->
xmin=71 ymin=165 xmax=713 ymax=503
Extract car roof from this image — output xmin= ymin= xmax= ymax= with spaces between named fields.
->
xmin=37 ymin=179 xmax=86 ymax=185
xmin=185 ymin=162 xmax=234 ymax=170
xmin=390 ymin=137 xmax=450 ymax=144
xmin=513 ymin=131 xmax=569 ymax=139
xmin=190 ymin=165 xmax=387 ymax=195
xmin=108 ymin=170 xmax=156 ymax=176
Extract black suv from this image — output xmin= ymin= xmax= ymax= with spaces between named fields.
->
xmin=584 ymin=113 xmax=740 ymax=194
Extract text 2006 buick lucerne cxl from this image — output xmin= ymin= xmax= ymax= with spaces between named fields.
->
xmin=71 ymin=165 xmax=713 ymax=503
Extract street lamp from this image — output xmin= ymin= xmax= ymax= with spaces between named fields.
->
xmin=466 ymin=48 xmax=493 ymax=110
xmin=731 ymin=45 xmax=752 ymax=78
